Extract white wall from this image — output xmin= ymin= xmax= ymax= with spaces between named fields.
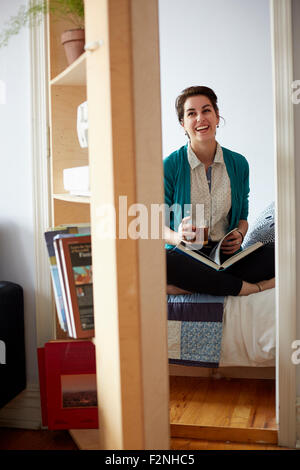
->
xmin=0 ymin=0 xmax=38 ymax=387
xmin=158 ymin=0 xmax=275 ymax=227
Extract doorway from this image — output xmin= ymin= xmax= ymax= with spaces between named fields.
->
xmin=159 ymin=0 xmax=296 ymax=448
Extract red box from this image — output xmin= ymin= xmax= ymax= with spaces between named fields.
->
xmin=38 ymin=340 xmax=98 ymax=430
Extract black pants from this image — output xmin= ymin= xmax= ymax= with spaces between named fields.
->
xmin=166 ymin=242 xmax=275 ymax=296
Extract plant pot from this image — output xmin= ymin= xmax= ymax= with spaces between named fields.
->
xmin=61 ymin=28 xmax=85 ymax=65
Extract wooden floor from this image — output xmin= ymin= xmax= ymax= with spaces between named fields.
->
xmin=171 ymin=438 xmax=288 ymax=451
xmin=0 ymin=376 xmax=289 ymax=450
xmin=0 ymin=428 xmax=78 ymax=450
xmin=170 ymin=376 xmax=277 ymax=445
xmin=0 ymin=428 xmax=289 ymax=451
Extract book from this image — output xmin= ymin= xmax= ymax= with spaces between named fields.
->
xmin=175 ymin=228 xmax=263 ymax=271
xmin=53 ymin=236 xmax=75 ymax=337
xmin=54 ymin=233 xmax=94 ymax=339
xmin=44 ymin=224 xmax=90 ymax=332
xmin=37 ymin=340 xmax=98 ymax=430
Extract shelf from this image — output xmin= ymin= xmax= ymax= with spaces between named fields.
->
xmin=50 ymin=52 xmax=87 ymax=86
xmin=53 ymin=193 xmax=90 ymax=204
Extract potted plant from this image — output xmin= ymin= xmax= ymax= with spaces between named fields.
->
xmin=0 ymin=0 xmax=85 ymax=65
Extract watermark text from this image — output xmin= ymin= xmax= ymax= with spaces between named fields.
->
xmin=291 ymin=340 xmax=300 ymax=365
xmin=94 ymin=196 xmax=205 ymax=248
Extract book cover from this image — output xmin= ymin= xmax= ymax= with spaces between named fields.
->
xmin=175 ymin=228 xmax=263 ymax=271
xmin=44 ymin=224 xmax=91 ymax=333
xmin=53 ymin=237 xmax=74 ymax=337
xmin=54 ymin=234 xmax=94 ymax=339
xmin=44 ymin=340 xmax=98 ymax=430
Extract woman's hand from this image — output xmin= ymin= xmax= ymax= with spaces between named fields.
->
xmin=179 ymin=216 xmax=196 ymax=242
xmin=221 ymin=230 xmax=243 ymax=255
xmin=178 ymin=216 xmax=205 ymax=250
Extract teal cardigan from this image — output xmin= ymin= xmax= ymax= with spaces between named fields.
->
xmin=163 ymin=144 xmax=249 ymax=249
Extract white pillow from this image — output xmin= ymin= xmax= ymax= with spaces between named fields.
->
xmin=243 ymin=202 xmax=275 ymax=249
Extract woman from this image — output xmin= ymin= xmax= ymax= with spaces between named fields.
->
xmin=164 ymin=86 xmax=275 ymax=296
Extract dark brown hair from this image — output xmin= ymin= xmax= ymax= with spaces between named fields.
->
xmin=175 ymin=86 xmax=219 ymax=123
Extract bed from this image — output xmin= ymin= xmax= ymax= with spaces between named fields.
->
xmin=167 ymin=201 xmax=276 ymax=379
xmin=168 ymin=288 xmax=276 ymax=379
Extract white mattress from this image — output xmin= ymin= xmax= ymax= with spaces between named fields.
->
xmin=220 ymin=288 xmax=276 ymax=367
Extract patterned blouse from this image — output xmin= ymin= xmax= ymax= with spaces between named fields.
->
xmin=187 ymin=142 xmax=232 ymax=241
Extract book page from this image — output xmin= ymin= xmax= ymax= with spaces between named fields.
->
xmin=208 ymin=228 xmax=238 ymax=266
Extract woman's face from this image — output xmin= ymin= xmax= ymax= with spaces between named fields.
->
xmin=181 ymin=94 xmax=219 ymax=145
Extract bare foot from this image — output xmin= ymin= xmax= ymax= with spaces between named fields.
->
xmin=238 ymin=277 xmax=275 ymax=296
xmin=257 ymin=277 xmax=275 ymax=292
xmin=167 ymin=284 xmax=193 ymax=295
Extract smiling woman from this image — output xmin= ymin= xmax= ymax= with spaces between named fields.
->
xmin=176 ymin=86 xmax=220 ymax=143
xmin=163 ymin=85 xmax=275 ymax=297
xmin=180 ymin=97 xmax=219 ymax=162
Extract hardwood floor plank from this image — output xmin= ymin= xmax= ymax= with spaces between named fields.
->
xmin=203 ymin=378 xmax=242 ymax=427
xmin=170 ymin=423 xmax=277 ymax=445
xmin=169 ymin=376 xmax=192 ymax=423
xmin=230 ymin=379 xmax=258 ymax=428
xmin=170 ymin=437 xmax=209 ymax=450
xmin=250 ymin=379 xmax=276 ymax=429
xmin=170 ymin=437 xmax=291 ymax=451
xmin=173 ymin=377 xmax=210 ymax=425
xmin=169 ymin=376 xmax=277 ymax=444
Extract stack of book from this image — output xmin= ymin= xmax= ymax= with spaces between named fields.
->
xmin=44 ymin=224 xmax=94 ymax=339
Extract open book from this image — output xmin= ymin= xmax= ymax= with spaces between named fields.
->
xmin=175 ymin=228 xmax=263 ymax=271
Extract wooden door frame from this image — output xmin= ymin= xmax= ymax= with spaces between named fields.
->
xmin=32 ymin=0 xmax=298 ymax=449
xmin=30 ymin=6 xmax=55 ymax=349
xmin=271 ymin=0 xmax=297 ymax=448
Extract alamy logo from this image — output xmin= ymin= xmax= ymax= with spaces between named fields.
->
xmin=292 ymin=80 xmax=300 ymax=104
xmin=291 ymin=340 xmax=300 ymax=365
xmin=0 ymin=340 xmax=6 ymax=364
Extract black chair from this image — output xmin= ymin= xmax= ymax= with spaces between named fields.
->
xmin=0 ymin=281 xmax=26 ymax=408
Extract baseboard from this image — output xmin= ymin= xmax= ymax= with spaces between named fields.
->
xmin=0 ymin=385 xmax=42 ymax=430
xmin=169 ymin=364 xmax=276 ymax=379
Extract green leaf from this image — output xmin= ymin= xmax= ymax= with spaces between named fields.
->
xmin=0 ymin=0 xmax=84 ymax=48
